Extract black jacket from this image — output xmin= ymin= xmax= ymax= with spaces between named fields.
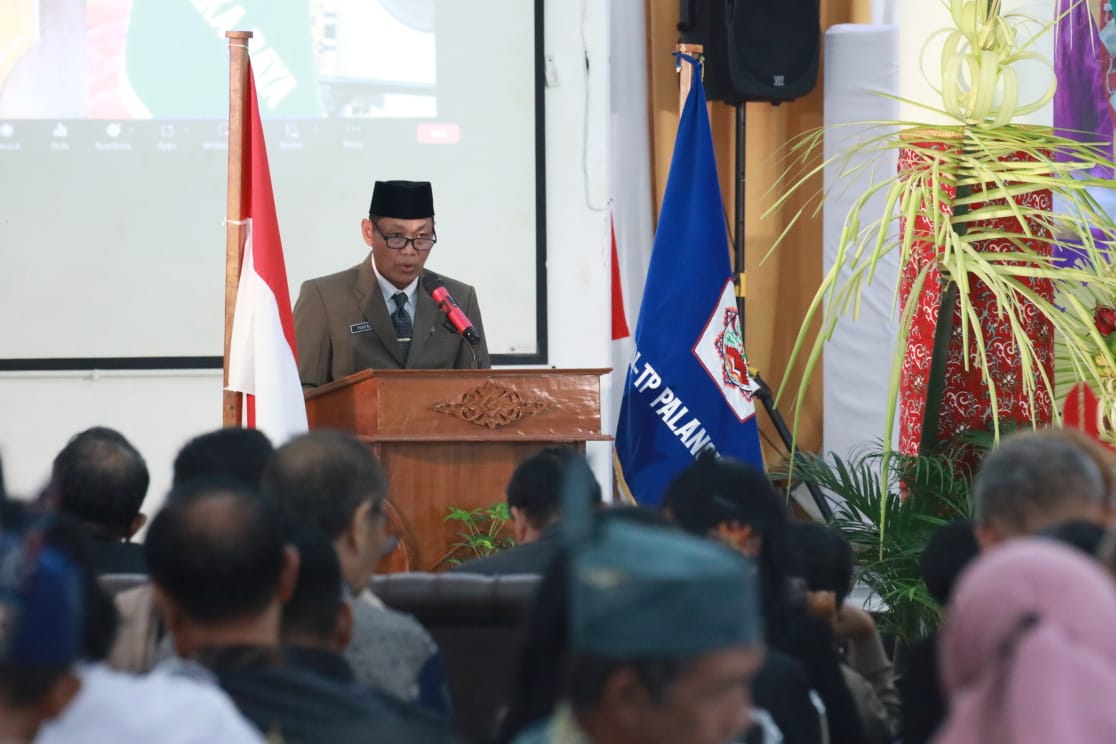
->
xmin=197 ymin=645 xmax=456 ymax=744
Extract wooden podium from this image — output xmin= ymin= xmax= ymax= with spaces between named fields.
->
xmin=304 ymin=368 xmax=609 ymax=572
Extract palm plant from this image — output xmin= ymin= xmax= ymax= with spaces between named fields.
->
xmin=779 ymin=448 xmax=974 ymax=644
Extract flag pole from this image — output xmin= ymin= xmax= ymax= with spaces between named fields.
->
xmin=675 ymin=43 xmax=703 ymax=115
xmin=223 ymin=30 xmax=253 ymax=427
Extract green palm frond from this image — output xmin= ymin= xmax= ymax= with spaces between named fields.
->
xmin=776 ymin=447 xmax=974 ymax=639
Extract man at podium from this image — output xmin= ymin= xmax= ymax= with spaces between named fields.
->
xmin=293 ymin=180 xmax=491 ymax=386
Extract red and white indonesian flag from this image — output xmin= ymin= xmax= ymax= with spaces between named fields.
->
xmin=227 ymin=66 xmax=308 ymax=443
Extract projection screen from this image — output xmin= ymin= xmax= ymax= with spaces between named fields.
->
xmin=0 ymin=0 xmax=545 ymax=368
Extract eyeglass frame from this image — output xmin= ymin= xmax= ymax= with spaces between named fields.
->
xmin=369 ymin=217 xmax=437 ymax=252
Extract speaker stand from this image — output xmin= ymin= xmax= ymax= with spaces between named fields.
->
xmin=733 ymin=102 xmax=832 ymax=520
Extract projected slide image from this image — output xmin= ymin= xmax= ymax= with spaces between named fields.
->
xmin=0 ymin=0 xmax=436 ymax=120
xmin=0 ymin=0 xmax=540 ymax=362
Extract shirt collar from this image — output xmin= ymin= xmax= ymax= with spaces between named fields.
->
xmin=373 ymin=258 xmax=419 ymax=313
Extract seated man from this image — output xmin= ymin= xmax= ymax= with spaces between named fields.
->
xmin=143 ymin=479 xmax=455 ymax=743
xmin=452 ymin=447 xmax=603 ymax=576
xmin=22 ymin=511 xmax=264 ymax=744
xmin=787 ymin=521 xmax=900 ymax=744
xmin=512 ymin=476 xmax=764 ymax=744
xmin=662 ymin=453 xmax=863 ymax=744
xmin=262 ymin=430 xmax=449 ymax=712
xmin=109 ymin=427 xmax=276 ymax=673
xmin=281 ymin=525 xmax=450 ymax=734
xmin=0 ymin=531 xmax=85 ymax=743
xmin=974 ymin=429 xmax=1109 ymax=548
xmin=48 ymin=426 xmax=149 ymax=574
xmin=280 ymin=526 xmax=360 ymax=680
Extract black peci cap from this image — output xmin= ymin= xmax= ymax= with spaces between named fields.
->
xmin=369 ymin=180 xmax=434 ymax=219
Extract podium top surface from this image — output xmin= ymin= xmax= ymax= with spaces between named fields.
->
xmin=304 ymin=367 xmax=611 ymax=401
xmin=303 ymin=367 xmax=611 ymax=442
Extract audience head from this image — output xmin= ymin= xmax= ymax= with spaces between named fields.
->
xmin=661 ymin=452 xmax=785 ymax=557
xmin=261 ymin=430 xmax=388 ymax=591
xmin=144 ymin=479 xmax=296 ymax=656
xmin=49 ymin=427 xmax=149 ymax=542
xmin=973 ymin=429 xmax=1107 ymax=547
xmin=1042 ymin=426 xmax=1116 ymax=509
xmin=500 ymin=507 xmax=677 ymax=742
xmin=785 ymin=520 xmax=854 ymax=609
xmin=172 ymin=427 xmax=274 ymax=489
xmin=280 ymin=527 xmax=352 ymax=653
xmin=936 ymin=539 xmax=1116 ymax=744
xmin=921 ymin=519 xmax=980 ymax=607
xmin=0 ymin=527 xmax=86 ymax=741
xmin=506 ymin=447 xmax=602 ymax=544
xmin=559 ymin=507 xmax=763 ymax=744
xmin=661 ymin=452 xmax=789 ymax=636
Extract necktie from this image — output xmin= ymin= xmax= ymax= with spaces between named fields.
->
xmin=391 ymin=291 xmax=413 ymax=362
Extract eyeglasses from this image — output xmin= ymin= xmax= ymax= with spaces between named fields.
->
xmin=371 ymin=219 xmax=437 ymax=252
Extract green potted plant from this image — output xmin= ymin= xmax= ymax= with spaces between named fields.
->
xmin=436 ymin=503 xmax=517 ymax=568
xmin=777 ymin=446 xmax=974 ymax=650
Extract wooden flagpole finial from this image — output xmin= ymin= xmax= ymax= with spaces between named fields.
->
xmin=223 ymin=30 xmax=253 ymax=428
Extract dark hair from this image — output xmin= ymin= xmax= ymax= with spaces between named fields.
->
xmin=0 ymin=452 xmax=6 ymax=502
xmin=144 ymin=479 xmax=286 ymax=624
xmin=0 ymin=665 xmax=71 ymax=706
xmin=565 ymin=654 xmax=685 ymax=711
xmin=785 ymin=521 xmax=854 ymax=606
xmin=51 ymin=427 xmax=149 ymax=539
xmin=507 ymin=448 xmax=602 ymax=530
xmin=661 ymin=452 xmax=791 ymax=637
xmin=566 ymin=655 xmax=687 ymax=709
xmin=261 ymin=430 xmax=387 ymax=539
xmin=173 ymin=428 xmax=274 ymax=489
xmin=662 ymin=453 xmax=785 ymax=538
xmin=1040 ymin=520 xmax=1107 ymax=559
xmin=281 ymin=527 xmax=344 ymax=644
xmin=920 ymin=520 xmax=980 ymax=606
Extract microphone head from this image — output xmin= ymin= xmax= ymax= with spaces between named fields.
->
xmin=431 ymin=286 xmax=450 ymax=304
xmin=422 ymin=274 xmax=446 ymax=294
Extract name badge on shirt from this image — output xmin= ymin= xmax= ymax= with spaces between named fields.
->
xmin=350 ymin=322 xmax=372 ymax=334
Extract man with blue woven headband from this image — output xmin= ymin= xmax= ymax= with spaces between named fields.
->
xmin=0 ymin=533 xmax=85 ymax=742
xmin=514 ymin=514 xmax=764 ymax=744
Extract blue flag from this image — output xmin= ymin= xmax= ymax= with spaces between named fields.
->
xmin=615 ymin=59 xmax=764 ymax=506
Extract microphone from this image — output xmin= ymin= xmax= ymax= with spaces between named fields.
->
xmin=426 ymin=277 xmax=481 ymax=346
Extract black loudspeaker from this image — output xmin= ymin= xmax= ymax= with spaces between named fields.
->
xmin=678 ymin=0 xmax=820 ymax=104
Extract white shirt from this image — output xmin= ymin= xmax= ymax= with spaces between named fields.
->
xmin=35 ymin=662 xmax=263 ymax=744
xmin=374 ymin=261 xmax=418 ymax=320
